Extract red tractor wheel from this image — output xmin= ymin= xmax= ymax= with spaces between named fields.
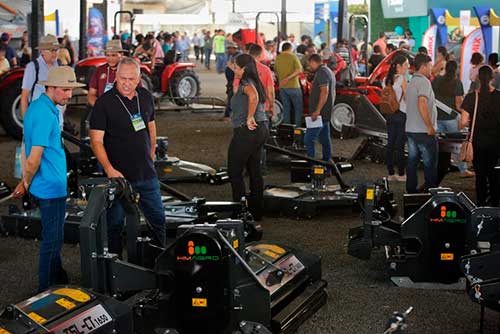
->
xmin=0 ymin=78 xmax=23 ymax=140
xmin=169 ymin=70 xmax=201 ymax=106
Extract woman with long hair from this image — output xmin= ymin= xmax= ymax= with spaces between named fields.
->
xmin=432 ymin=60 xmax=473 ymax=177
xmin=228 ymin=54 xmax=268 ymax=220
xmin=384 ymin=54 xmax=409 ymax=181
xmin=460 ymin=65 xmax=500 ymax=206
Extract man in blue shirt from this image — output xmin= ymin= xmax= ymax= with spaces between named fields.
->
xmin=13 ymin=66 xmax=84 ymax=292
xmin=21 ymin=34 xmax=60 ymax=117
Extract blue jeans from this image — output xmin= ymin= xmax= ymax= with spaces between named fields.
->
xmin=204 ymin=48 xmax=212 ymax=69
xmin=437 ymin=119 xmax=467 ymax=173
xmin=34 ymin=196 xmax=67 ymax=292
xmin=215 ymin=53 xmax=226 ymax=73
xmin=106 ymin=178 xmax=165 ymax=255
xmin=406 ymin=133 xmax=439 ymax=193
xmin=280 ymin=88 xmax=303 ymax=127
xmin=305 ymin=121 xmax=332 ymax=162
xmin=386 ymin=112 xmax=407 ymax=176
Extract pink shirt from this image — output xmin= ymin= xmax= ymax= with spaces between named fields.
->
xmin=154 ymin=40 xmax=164 ymax=60
xmin=373 ymin=38 xmax=387 ymax=56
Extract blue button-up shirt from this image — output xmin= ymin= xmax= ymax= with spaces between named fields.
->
xmin=23 ymin=93 xmax=67 ymax=199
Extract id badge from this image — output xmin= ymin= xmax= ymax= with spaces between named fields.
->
xmin=104 ymin=82 xmax=113 ymax=93
xmin=131 ymin=113 xmax=146 ymax=132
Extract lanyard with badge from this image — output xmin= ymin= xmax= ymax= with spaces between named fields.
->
xmin=116 ymin=93 xmax=146 ymax=132
xmin=104 ymin=66 xmax=115 ymax=93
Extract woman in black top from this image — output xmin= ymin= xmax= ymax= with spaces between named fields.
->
xmin=460 ymin=65 xmax=500 ymax=206
xmin=432 ymin=60 xmax=473 ymax=178
xmin=228 ymin=54 xmax=268 ymax=220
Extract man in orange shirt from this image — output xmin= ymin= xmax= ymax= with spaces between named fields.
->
xmin=373 ymin=32 xmax=388 ymax=56
xmin=248 ymin=44 xmax=275 ymax=117
xmin=232 ymin=43 xmax=275 ymax=118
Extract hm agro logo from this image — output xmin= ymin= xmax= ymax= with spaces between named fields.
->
xmin=176 ymin=240 xmax=220 ymax=262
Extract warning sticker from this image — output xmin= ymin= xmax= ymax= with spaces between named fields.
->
xmin=440 ymin=253 xmax=454 ymax=261
xmin=313 ymin=168 xmax=324 ymax=175
xmin=366 ymin=189 xmax=374 ymax=200
xmin=28 ymin=312 xmax=47 ymax=324
xmin=192 ymin=298 xmax=207 ymax=307
xmin=56 ymin=298 xmax=76 ymax=310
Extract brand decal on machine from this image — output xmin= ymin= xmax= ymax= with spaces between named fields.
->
xmin=177 ymin=240 xmax=220 ymax=261
xmin=429 ymin=206 xmax=466 ymax=224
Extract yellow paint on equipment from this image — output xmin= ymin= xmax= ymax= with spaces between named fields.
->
xmin=0 ymin=328 xmax=12 ymax=334
xmin=294 ymin=129 xmax=302 ymax=135
xmin=56 ymin=298 xmax=76 ymax=310
xmin=163 ymin=168 xmax=173 ymax=173
xmin=233 ymin=239 xmax=239 ymax=249
xmin=441 ymin=253 xmax=454 ymax=261
xmin=366 ymin=189 xmax=374 ymax=200
xmin=254 ymin=244 xmax=286 ymax=255
xmin=313 ymin=168 xmax=324 ymax=175
xmin=53 ymin=288 xmax=91 ymax=303
xmin=28 ymin=312 xmax=47 ymax=324
xmin=192 ymin=298 xmax=207 ymax=307
xmin=263 ymin=250 xmax=280 ymax=259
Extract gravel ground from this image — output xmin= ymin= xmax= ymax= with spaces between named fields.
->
xmin=0 ymin=66 xmax=498 ymax=333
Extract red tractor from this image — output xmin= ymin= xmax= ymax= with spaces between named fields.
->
xmin=329 ymin=49 xmax=415 ymax=136
xmin=0 ymin=11 xmax=201 ymax=140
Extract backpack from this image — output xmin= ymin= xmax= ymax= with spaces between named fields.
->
xmin=379 ymin=84 xmax=402 ymax=115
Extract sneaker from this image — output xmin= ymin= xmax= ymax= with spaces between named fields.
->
xmin=387 ymin=175 xmax=398 ymax=181
xmin=396 ymin=175 xmax=407 ymax=182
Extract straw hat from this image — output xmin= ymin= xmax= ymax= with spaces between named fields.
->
xmin=226 ymin=42 xmax=238 ymax=49
xmin=37 ymin=34 xmax=59 ymax=50
xmin=38 ymin=66 xmax=85 ymax=88
xmin=105 ymin=39 xmax=125 ymax=53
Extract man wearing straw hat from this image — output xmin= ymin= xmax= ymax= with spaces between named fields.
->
xmin=20 ymin=34 xmax=60 ymax=117
xmin=13 ymin=66 xmax=85 ymax=292
xmin=87 ymin=39 xmax=125 ymax=107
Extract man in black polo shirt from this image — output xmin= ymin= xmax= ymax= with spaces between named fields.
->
xmin=89 ymin=57 xmax=165 ymax=255
xmin=304 ymin=53 xmax=335 ymax=163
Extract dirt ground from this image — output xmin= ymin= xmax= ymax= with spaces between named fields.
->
xmin=0 ymin=65 xmax=498 ymax=333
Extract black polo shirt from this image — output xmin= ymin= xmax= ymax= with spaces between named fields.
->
xmin=90 ymin=85 xmax=156 ymax=182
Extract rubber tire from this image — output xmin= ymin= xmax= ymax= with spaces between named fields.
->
xmin=141 ymin=72 xmax=154 ymax=92
xmin=169 ymin=70 xmax=201 ymax=106
xmin=330 ymin=95 xmax=359 ymax=137
xmin=0 ymin=78 xmax=23 ymax=140
xmin=271 ymin=99 xmax=284 ymax=128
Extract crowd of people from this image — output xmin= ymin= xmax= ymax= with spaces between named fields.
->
xmin=383 ymin=44 xmax=500 ymax=208
xmin=6 ymin=24 xmax=500 ymax=296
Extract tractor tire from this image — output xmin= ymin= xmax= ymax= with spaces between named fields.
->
xmin=330 ymin=95 xmax=359 ymax=137
xmin=140 ymin=72 xmax=154 ymax=92
xmin=169 ymin=70 xmax=201 ymax=106
xmin=271 ymin=99 xmax=284 ymax=128
xmin=0 ymin=78 xmax=23 ymax=140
